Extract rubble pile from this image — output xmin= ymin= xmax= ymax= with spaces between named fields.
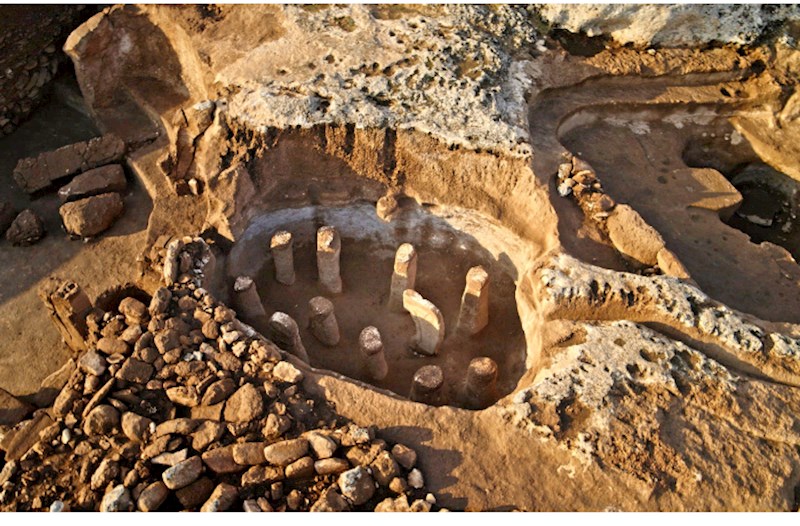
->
xmin=0 ymin=238 xmax=434 ymax=512
xmin=556 ymin=156 xmax=691 ymax=279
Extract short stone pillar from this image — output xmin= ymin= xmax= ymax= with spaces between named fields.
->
xmin=457 ymin=266 xmax=489 ymax=336
xmin=316 ymin=226 xmax=342 ymax=294
xmin=376 ymin=194 xmax=398 ymax=222
xmin=270 ymin=231 xmax=296 ymax=285
xmin=462 ymin=357 xmax=498 ymax=410
xmin=402 ymin=290 xmax=444 ymax=356
xmin=388 ymin=243 xmax=417 ymax=312
xmin=409 ymin=365 xmax=444 ymax=405
xmin=163 ymin=238 xmax=184 ymax=285
xmin=268 ymin=312 xmax=309 ymax=363
xmin=233 ymin=276 xmax=267 ymax=321
xmin=308 ymin=296 xmax=340 ymax=347
xmin=358 ymin=326 xmax=388 ymax=381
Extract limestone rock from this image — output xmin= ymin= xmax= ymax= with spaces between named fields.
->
xmin=78 ymin=350 xmax=107 ymax=376
xmin=175 ymin=477 xmax=214 ymax=509
xmin=535 ymin=4 xmax=800 ymax=47
xmin=232 ymin=442 xmax=267 ymax=465
xmin=223 ymin=383 xmax=263 ymax=423
xmin=137 ymin=481 xmax=169 ymax=512
xmin=263 ymin=438 xmax=309 ymax=466
xmin=5 ymin=209 xmax=45 ymax=246
xmin=99 ymin=485 xmax=133 ymax=512
xmin=201 ymin=445 xmax=244 ymax=474
xmin=59 ymin=192 xmax=124 ymax=238
xmin=314 ymin=458 xmax=350 ymax=476
xmin=657 ymin=248 xmax=691 ymax=280
xmin=162 ymin=456 xmax=203 ymax=490
xmin=58 ymin=164 xmax=127 ymax=203
xmin=121 ymin=412 xmax=152 ymax=442
xmin=272 ymin=361 xmax=303 ymax=384
xmin=338 ymin=466 xmax=375 ymax=506
xmin=200 ymin=483 xmax=238 ymax=512
xmin=606 ymin=204 xmax=665 ymax=266
xmin=201 ymin=378 xmax=236 ymax=406
xmin=13 ymin=134 xmax=126 ymax=194
xmin=391 ymin=444 xmax=417 ymax=470
xmin=307 ymin=432 xmax=337 ymax=459
xmin=83 ymin=404 xmax=120 ymax=436
xmin=310 ymin=486 xmax=350 ymax=512
xmin=116 ymin=358 xmax=154 ymax=384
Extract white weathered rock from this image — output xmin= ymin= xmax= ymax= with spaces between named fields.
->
xmin=535 ymin=4 xmax=800 ymax=47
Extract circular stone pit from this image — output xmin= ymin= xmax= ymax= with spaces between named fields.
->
xmin=227 ymin=198 xmax=532 ymax=409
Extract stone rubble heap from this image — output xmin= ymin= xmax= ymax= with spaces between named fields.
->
xmin=0 ymin=237 xmax=435 ymax=512
xmin=556 ymin=156 xmax=691 ymax=279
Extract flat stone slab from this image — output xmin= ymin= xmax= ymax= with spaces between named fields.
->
xmin=58 ymin=164 xmax=127 ymax=203
xmin=13 ymin=133 xmax=126 ymax=194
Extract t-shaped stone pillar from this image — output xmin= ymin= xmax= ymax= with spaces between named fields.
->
xmin=402 ymin=289 xmax=445 ymax=356
xmin=268 ymin=312 xmax=309 ymax=364
xmin=456 ymin=266 xmax=489 ymax=336
xmin=409 ymin=365 xmax=444 ymax=405
xmin=270 ymin=231 xmax=295 ymax=285
xmin=308 ymin=296 xmax=340 ymax=347
xmin=233 ymin=276 xmax=267 ymax=321
xmin=388 ymin=243 xmax=417 ymax=312
xmin=316 ymin=226 xmax=342 ymax=294
xmin=462 ymin=357 xmax=498 ymax=410
xmin=358 ymin=326 xmax=388 ymax=381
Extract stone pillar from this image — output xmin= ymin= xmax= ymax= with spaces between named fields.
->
xmin=388 ymin=243 xmax=417 ymax=312
xmin=409 ymin=365 xmax=443 ymax=405
xmin=163 ymin=238 xmax=184 ymax=286
xmin=457 ymin=266 xmax=489 ymax=336
xmin=270 ymin=231 xmax=295 ymax=285
xmin=376 ymin=194 xmax=398 ymax=222
xmin=462 ymin=357 xmax=498 ymax=410
xmin=38 ymin=277 xmax=92 ymax=354
xmin=268 ymin=312 xmax=309 ymax=364
xmin=233 ymin=276 xmax=267 ymax=321
xmin=402 ymin=290 xmax=444 ymax=356
xmin=199 ymin=249 xmax=217 ymax=290
xmin=358 ymin=326 xmax=388 ymax=381
xmin=316 ymin=226 xmax=342 ymax=294
xmin=308 ymin=296 xmax=340 ymax=347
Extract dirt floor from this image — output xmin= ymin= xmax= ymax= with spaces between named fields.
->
xmin=0 ymin=75 xmax=153 ymax=400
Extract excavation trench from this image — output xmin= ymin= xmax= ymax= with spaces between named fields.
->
xmin=529 ymin=68 xmax=800 ymax=323
xmin=226 ymin=199 xmax=534 ymax=409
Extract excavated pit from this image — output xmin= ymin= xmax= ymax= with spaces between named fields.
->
xmin=226 ymin=199 xmax=532 ymax=409
xmin=683 ymin=130 xmax=800 ymax=261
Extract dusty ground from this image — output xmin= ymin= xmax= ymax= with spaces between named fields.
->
xmin=0 ymin=76 xmax=152 ymax=400
xmin=2 ymin=4 xmax=800 ymax=512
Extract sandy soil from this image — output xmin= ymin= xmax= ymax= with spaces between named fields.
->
xmin=0 ymin=77 xmax=152 ymax=399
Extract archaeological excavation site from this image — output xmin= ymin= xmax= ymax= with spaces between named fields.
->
xmin=1 ymin=3 xmax=800 ymax=513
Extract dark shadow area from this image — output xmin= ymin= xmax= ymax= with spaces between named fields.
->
xmin=380 ymin=425 xmax=466 ymax=510
xmin=684 ymin=137 xmax=800 ymax=262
